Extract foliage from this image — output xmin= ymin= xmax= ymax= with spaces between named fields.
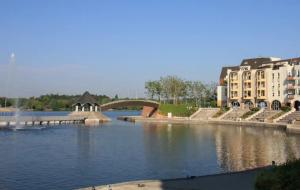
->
xmin=160 ymin=76 xmax=186 ymax=104
xmin=158 ymin=104 xmax=197 ymax=117
xmin=145 ymin=80 xmax=162 ymax=100
xmin=0 ymin=97 xmax=13 ymax=107
xmin=113 ymin=94 xmax=119 ymax=101
xmin=145 ymin=75 xmax=217 ymax=107
xmin=0 ymin=94 xmax=111 ymax=111
xmin=241 ymin=107 xmax=260 ymax=119
xmin=212 ymin=107 xmax=229 ymax=118
xmin=270 ymin=112 xmax=285 ymax=120
xmin=255 ymin=159 xmax=300 ymax=190
xmin=281 ymin=106 xmax=291 ymax=112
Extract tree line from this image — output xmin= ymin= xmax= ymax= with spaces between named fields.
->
xmin=145 ymin=75 xmax=217 ymax=107
xmin=0 ymin=94 xmax=111 ymax=111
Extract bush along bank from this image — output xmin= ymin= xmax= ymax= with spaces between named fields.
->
xmin=255 ymin=159 xmax=300 ymax=190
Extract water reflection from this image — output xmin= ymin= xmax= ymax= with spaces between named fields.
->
xmin=141 ymin=123 xmax=220 ymax=177
xmin=213 ymin=125 xmax=300 ymax=171
xmin=141 ymin=123 xmax=300 ymax=174
xmin=1 ymin=112 xmax=300 ymax=190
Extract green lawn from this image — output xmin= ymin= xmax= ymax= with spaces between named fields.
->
xmin=158 ymin=104 xmax=196 ymax=117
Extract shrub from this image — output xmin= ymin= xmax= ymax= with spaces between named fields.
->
xmin=251 ymin=107 xmax=260 ymax=112
xmin=255 ymin=159 xmax=300 ymax=190
xmin=212 ymin=107 xmax=229 ymax=118
xmin=281 ymin=106 xmax=291 ymax=112
xmin=241 ymin=107 xmax=260 ymax=119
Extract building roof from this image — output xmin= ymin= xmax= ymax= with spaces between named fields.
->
xmin=75 ymin=91 xmax=98 ymax=105
xmin=240 ymin=58 xmax=273 ymax=69
xmin=263 ymin=57 xmax=300 ymax=65
xmin=219 ymin=66 xmax=239 ymax=85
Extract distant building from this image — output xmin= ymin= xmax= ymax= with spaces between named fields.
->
xmin=73 ymin=91 xmax=100 ymax=112
xmin=217 ymin=57 xmax=300 ymax=110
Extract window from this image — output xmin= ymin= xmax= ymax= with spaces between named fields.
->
xmin=278 ymin=91 xmax=280 ymax=96
xmin=278 ymin=73 xmax=280 ymax=79
xmin=272 ymin=73 xmax=274 ymax=80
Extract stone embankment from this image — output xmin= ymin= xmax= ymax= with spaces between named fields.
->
xmin=118 ymin=115 xmax=297 ymax=132
xmin=69 ymin=111 xmax=111 ymax=125
xmin=79 ymin=167 xmax=268 ymax=190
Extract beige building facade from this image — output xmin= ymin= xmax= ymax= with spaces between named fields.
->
xmin=217 ymin=57 xmax=300 ymax=110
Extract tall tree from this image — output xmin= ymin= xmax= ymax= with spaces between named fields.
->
xmin=160 ymin=76 xmax=186 ymax=104
xmin=186 ymin=81 xmax=206 ymax=107
xmin=145 ymin=81 xmax=156 ymax=99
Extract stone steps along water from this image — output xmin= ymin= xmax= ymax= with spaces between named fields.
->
xmin=190 ymin=108 xmax=219 ymax=120
xmin=278 ymin=111 xmax=300 ymax=124
xmin=222 ymin=108 xmax=249 ymax=121
xmin=250 ymin=110 xmax=280 ymax=121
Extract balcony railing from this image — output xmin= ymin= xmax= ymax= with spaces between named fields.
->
xmin=288 ymin=84 xmax=295 ymax=90
xmin=288 ymin=94 xmax=295 ymax=99
xmin=287 ymin=76 xmax=295 ymax=80
xmin=257 ymin=96 xmax=266 ymax=99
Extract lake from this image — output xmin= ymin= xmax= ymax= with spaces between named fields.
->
xmin=0 ymin=111 xmax=300 ymax=190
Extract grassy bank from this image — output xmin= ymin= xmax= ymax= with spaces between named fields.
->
xmin=158 ymin=104 xmax=197 ymax=117
xmin=255 ymin=159 xmax=300 ymax=190
xmin=241 ymin=107 xmax=260 ymax=119
xmin=212 ymin=107 xmax=230 ymax=118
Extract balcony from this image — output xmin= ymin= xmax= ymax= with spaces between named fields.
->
xmin=288 ymin=84 xmax=295 ymax=90
xmin=257 ymin=86 xmax=266 ymax=90
xmin=257 ymin=96 xmax=266 ymax=99
xmin=287 ymin=76 xmax=295 ymax=80
xmin=288 ymin=94 xmax=295 ymax=99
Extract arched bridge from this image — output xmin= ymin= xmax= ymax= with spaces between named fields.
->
xmin=100 ymin=100 xmax=160 ymax=117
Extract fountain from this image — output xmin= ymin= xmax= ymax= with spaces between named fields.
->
xmin=8 ymin=53 xmax=20 ymax=128
xmin=7 ymin=53 xmax=45 ymax=130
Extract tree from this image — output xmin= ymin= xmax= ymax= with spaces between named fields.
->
xmin=114 ymin=94 xmax=119 ymax=101
xmin=204 ymin=82 xmax=218 ymax=107
xmin=145 ymin=81 xmax=156 ymax=99
xmin=186 ymin=81 xmax=206 ymax=107
xmin=160 ymin=76 xmax=186 ymax=104
xmin=145 ymin=80 xmax=162 ymax=101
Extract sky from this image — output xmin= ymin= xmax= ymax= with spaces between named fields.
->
xmin=0 ymin=0 xmax=300 ymax=98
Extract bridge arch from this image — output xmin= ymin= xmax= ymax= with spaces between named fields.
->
xmin=100 ymin=100 xmax=160 ymax=117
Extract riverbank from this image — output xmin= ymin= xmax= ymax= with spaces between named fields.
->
xmin=79 ymin=167 xmax=268 ymax=190
xmin=118 ymin=116 xmax=287 ymax=129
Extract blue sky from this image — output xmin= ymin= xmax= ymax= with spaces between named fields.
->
xmin=0 ymin=0 xmax=299 ymax=97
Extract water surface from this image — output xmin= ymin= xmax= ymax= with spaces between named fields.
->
xmin=0 ymin=111 xmax=300 ymax=190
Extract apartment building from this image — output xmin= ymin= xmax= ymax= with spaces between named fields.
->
xmin=217 ymin=57 xmax=300 ymax=110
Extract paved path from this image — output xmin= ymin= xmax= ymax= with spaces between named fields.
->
xmin=80 ymin=168 xmax=266 ymax=190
